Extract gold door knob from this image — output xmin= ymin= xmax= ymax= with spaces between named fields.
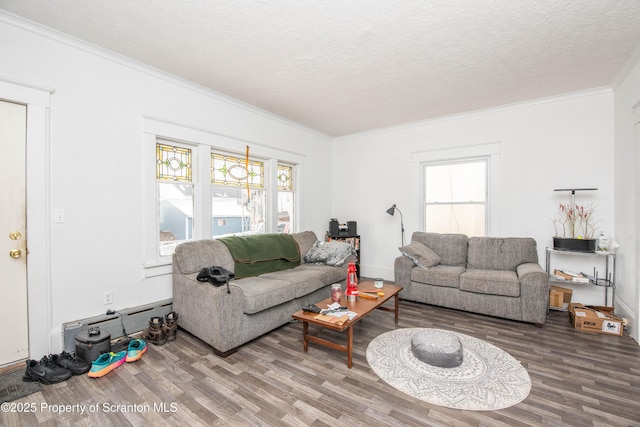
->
xmin=9 ymin=249 xmax=22 ymax=258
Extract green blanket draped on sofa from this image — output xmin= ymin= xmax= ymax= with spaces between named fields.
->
xmin=218 ymin=233 xmax=301 ymax=279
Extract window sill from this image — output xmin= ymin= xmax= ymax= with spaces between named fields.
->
xmin=143 ymin=261 xmax=172 ymax=278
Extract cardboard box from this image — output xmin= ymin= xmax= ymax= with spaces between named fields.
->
xmin=549 ymin=285 xmax=572 ymax=309
xmin=549 ymin=290 xmax=563 ymax=308
xmin=569 ymin=303 xmax=623 ymax=336
xmin=585 ymin=305 xmax=615 ymax=315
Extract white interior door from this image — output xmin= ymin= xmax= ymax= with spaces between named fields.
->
xmin=0 ymin=99 xmax=29 ymax=366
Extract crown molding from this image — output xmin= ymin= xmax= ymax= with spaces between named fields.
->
xmin=0 ymin=10 xmax=329 ymax=139
xmin=611 ymin=38 xmax=640 ymax=90
xmin=336 ymin=87 xmax=613 ymax=140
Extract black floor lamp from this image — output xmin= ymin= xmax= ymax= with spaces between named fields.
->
xmin=386 ymin=204 xmax=406 ymax=246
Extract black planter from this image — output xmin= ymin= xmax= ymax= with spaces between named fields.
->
xmin=553 ymin=237 xmax=596 ymax=253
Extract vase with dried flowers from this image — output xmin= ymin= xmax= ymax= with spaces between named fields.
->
xmin=552 ymin=202 xmax=598 ymax=252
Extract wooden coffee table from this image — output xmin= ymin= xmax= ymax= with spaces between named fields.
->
xmin=291 ymin=282 xmax=402 ymax=368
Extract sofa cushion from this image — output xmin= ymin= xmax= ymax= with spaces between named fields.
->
xmin=304 ymin=240 xmax=356 ymax=266
xmin=295 ymin=263 xmax=347 ymax=286
xmin=261 ymin=266 xmax=337 ymax=299
xmin=411 ymin=264 xmax=465 ymax=288
xmin=236 ymin=276 xmax=295 ymax=314
xmin=459 ymin=269 xmax=520 ymax=297
xmin=400 ymin=241 xmax=441 ymax=269
xmin=467 ymin=237 xmax=538 ymax=271
xmin=174 ymin=240 xmax=234 ymax=274
xmin=411 ymin=232 xmax=468 ymax=266
xmin=291 ymin=231 xmax=319 ymax=263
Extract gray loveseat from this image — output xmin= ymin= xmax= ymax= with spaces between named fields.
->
xmin=172 ymin=231 xmax=352 ymax=356
xmin=394 ymin=232 xmax=549 ymax=326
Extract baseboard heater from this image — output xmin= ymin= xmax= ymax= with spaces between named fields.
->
xmin=62 ymin=299 xmax=173 ymax=353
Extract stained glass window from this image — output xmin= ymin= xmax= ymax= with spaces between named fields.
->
xmin=277 ymin=163 xmax=294 ymax=233
xmin=156 ymin=143 xmax=192 ymax=182
xmin=277 ymin=164 xmax=293 ymax=191
xmin=211 ymin=153 xmax=264 ymax=188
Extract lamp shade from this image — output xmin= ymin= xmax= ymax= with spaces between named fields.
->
xmin=386 ymin=203 xmax=405 ymax=246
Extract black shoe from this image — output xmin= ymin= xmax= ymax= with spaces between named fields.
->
xmin=51 ymin=351 xmax=91 ymax=375
xmin=22 ymin=356 xmax=73 ymax=384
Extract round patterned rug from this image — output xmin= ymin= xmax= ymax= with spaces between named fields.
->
xmin=366 ymin=328 xmax=531 ymax=411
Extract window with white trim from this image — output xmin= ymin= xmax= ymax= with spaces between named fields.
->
xmin=143 ymin=117 xmax=303 ymax=271
xmin=277 ymin=163 xmax=295 ymax=234
xmin=211 ymin=152 xmax=266 ymax=237
xmin=156 ymin=148 xmax=298 ymax=248
xmin=424 ymin=158 xmax=487 ymax=236
xmin=156 ymin=141 xmax=195 ymax=256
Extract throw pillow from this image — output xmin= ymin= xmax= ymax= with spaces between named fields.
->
xmin=399 ymin=241 xmax=441 ymax=269
xmin=304 ymin=241 xmax=356 ymax=266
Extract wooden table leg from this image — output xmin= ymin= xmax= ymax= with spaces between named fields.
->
xmin=394 ymin=293 xmax=399 ymax=324
xmin=302 ymin=321 xmax=309 ymax=353
xmin=346 ymin=326 xmax=353 ymax=369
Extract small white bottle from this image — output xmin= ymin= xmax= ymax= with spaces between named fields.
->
xmin=597 ymin=232 xmax=609 ymax=252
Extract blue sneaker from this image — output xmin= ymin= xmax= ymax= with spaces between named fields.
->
xmin=126 ymin=339 xmax=148 ymax=363
xmin=88 ymin=351 xmax=126 ymax=378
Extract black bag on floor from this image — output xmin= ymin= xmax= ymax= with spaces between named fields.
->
xmin=75 ymin=327 xmax=111 ymax=363
xmin=197 ymin=266 xmax=234 ymax=293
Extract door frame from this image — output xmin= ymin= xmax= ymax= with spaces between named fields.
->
xmin=0 ymin=77 xmax=53 ymax=359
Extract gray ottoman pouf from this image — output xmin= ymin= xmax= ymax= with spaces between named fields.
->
xmin=411 ymin=330 xmax=463 ymax=368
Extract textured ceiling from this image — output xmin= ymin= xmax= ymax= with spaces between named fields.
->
xmin=2 ymin=1 xmax=640 ymax=136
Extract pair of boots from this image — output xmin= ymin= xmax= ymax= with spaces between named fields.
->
xmin=146 ymin=311 xmax=178 ymax=346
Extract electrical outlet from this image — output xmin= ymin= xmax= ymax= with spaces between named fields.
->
xmin=103 ymin=291 xmax=113 ymax=305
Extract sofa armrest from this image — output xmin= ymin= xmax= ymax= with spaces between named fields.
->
xmin=172 ymin=266 xmax=245 ymax=354
xmin=516 ymin=262 xmax=550 ymax=324
xmin=394 ymin=256 xmax=415 ymax=287
xmin=517 ymin=262 xmax=546 ymax=281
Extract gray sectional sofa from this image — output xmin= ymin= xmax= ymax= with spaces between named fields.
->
xmin=394 ymin=232 xmax=549 ymax=326
xmin=172 ymin=231 xmax=352 ymax=356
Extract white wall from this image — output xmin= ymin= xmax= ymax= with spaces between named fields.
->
xmin=0 ymin=13 xmax=333 ymax=356
xmin=613 ymin=46 xmax=640 ymax=343
xmin=333 ymin=90 xmax=616 ymax=308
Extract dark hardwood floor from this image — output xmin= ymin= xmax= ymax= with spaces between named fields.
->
xmin=3 ymin=299 xmax=639 ymax=427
